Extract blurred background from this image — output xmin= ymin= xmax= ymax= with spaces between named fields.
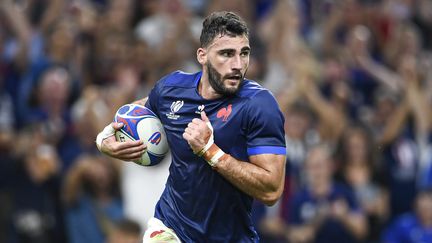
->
xmin=1 ymin=0 xmax=432 ymax=242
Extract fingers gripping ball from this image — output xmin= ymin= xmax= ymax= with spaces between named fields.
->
xmin=114 ymin=104 xmax=168 ymax=166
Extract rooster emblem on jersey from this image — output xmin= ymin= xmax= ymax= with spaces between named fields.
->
xmin=217 ymin=104 xmax=232 ymax=122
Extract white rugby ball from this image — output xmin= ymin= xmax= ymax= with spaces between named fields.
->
xmin=114 ymin=104 xmax=168 ymax=166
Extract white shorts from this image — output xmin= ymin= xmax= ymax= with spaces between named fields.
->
xmin=142 ymin=218 xmax=181 ymax=243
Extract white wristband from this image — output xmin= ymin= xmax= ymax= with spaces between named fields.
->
xmin=208 ymin=149 xmax=225 ymax=167
xmin=95 ymin=124 xmax=116 ymax=151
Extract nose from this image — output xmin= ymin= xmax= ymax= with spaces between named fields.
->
xmin=231 ymin=55 xmax=242 ymax=70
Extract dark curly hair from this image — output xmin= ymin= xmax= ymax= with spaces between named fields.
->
xmin=200 ymin=11 xmax=249 ymax=48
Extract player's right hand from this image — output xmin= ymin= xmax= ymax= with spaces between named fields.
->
xmin=98 ymin=122 xmax=147 ymax=161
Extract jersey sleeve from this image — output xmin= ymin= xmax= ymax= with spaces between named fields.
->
xmin=145 ymin=76 xmax=166 ymax=118
xmin=245 ymin=90 xmax=286 ymax=156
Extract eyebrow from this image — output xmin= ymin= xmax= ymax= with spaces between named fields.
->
xmin=241 ymin=47 xmax=251 ymax=52
xmin=217 ymin=46 xmax=251 ymax=53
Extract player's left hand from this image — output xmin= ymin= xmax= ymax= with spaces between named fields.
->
xmin=182 ymin=111 xmax=213 ymax=153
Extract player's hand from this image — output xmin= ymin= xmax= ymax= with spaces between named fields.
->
xmin=99 ymin=122 xmax=147 ymax=161
xmin=182 ymin=111 xmax=212 ymax=153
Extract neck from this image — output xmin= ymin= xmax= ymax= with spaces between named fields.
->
xmin=198 ymin=71 xmax=222 ymax=100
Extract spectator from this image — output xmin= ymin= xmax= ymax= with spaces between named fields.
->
xmin=373 ymin=54 xmax=428 ymax=220
xmin=134 ymin=0 xmax=201 ymax=76
xmin=26 ymin=66 xmax=72 ymax=144
xmin=287 ymin=145 xmax=367 ymax=243
xmin=0 ymin=0 xmax=432 ymax=241
xmin=382 ymin=187 xmax=432 ymax=243
xmin=4 ymin=127 xmax=66 ymax=243
xmin=336 ymin=125 xmax=389 ymax=242
xmin=107 ymin=218 xmax=142 ymax=243
xmin=63 ymin=155 xmax=123 ymax=243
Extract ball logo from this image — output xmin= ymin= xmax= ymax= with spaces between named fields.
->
xmin=131 ymin=107 xmax=152 ymax=116
xmin=117 ymin=117 xmax=139 ymax=139
xmin=148 ymin=132 xmax=162 ymax=145
xmin=118 ymin=105 xmax=131 ymax=115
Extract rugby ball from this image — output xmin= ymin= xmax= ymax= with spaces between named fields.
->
xmin=114 ymin=104 xmax=168 ymax=166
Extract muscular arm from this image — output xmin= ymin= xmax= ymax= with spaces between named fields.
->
xmin=214 ymin=153 xmax=286 ymax=206
xmin=183 ymin=111 xmax=286 ymax=206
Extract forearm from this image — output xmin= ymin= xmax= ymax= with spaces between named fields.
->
xmin=407 ymin=86 xmax=430 ymax=138
xmin=132 ymin=97 xmax=148 ymax=106
xmin=0 ymin=1 xmax=31 ymax=70
xmin=378 ymin=100 xmax=409 ymax=146
xmin=213 ymin=153 xmax=286 ymax=206
xmin=276 ymin=86 xmax=300 ymax=114
xmin=358 ymin=57 xmax=402 ymax=93
xmin=304 ymin=84 xmax=346 ymax=139
xmin=40 ymin=0 xmax=65 ymax=34
xmin=63 ymin=167 xmax=83 ymax=205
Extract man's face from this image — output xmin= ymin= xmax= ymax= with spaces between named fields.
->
xmin=305 ymin=147 xmax=333 ymax=186
xmin=416 ymin=192 xmax=432 ymax=225
xmin=202 ymin=34 xmax=250 ymax=96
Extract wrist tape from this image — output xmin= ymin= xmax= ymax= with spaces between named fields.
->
xmin=195 ymin=121 xmax=226 ymax=167
xmin=95 ymin=124 xmax=116 ymax=151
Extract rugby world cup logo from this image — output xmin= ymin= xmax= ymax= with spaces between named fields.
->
xmin=167 ymin=100 xmax=183 ymax=120
xmin=171 ymin=100 xmax=184 ymax=113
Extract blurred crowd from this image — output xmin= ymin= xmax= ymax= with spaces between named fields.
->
xmin=1 ymin=0 xmax=432 ymax=242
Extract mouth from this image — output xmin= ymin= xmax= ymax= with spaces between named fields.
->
xmin=225 ymin=74 xmax=242 ymax=82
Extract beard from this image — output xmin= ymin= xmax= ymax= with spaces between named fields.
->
xmin=206 ymin=61 xmax=245 ymax=97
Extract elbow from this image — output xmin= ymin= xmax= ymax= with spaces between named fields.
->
xmin=261 ymin=197 xmax=278 ymax=206
xmin=260 ymin=175 xmax=285 ymax=206
xmin=259 ymin=187 xmax=284 ymax=206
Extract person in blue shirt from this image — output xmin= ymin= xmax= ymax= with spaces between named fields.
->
xmin=96 ymin=11 xmax=286 ymax=242
xmin=287 ymin=145 xmax=367 ymax=243
xmin=382 ymin=187 xmax=432 ymax=243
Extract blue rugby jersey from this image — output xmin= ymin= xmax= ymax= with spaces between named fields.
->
xmin=145 ymin=71 xmax=286 ymax=242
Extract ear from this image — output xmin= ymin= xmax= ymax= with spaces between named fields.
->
xmin=197 ymin=47 xmax=207 ymax=65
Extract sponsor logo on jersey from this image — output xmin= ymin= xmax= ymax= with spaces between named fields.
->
xmin=195 ymin=104 xmax=205 ymax=114
xmin=166 ymin=100 xmax=183 ymax=120
xmin=217 ymin=104 xmax=232 ymax=122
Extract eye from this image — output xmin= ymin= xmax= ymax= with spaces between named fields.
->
xmin=240 ymin=51 xmax=250 ymax=57
xmin=219 ymin=50 xmax=234 ymax=57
